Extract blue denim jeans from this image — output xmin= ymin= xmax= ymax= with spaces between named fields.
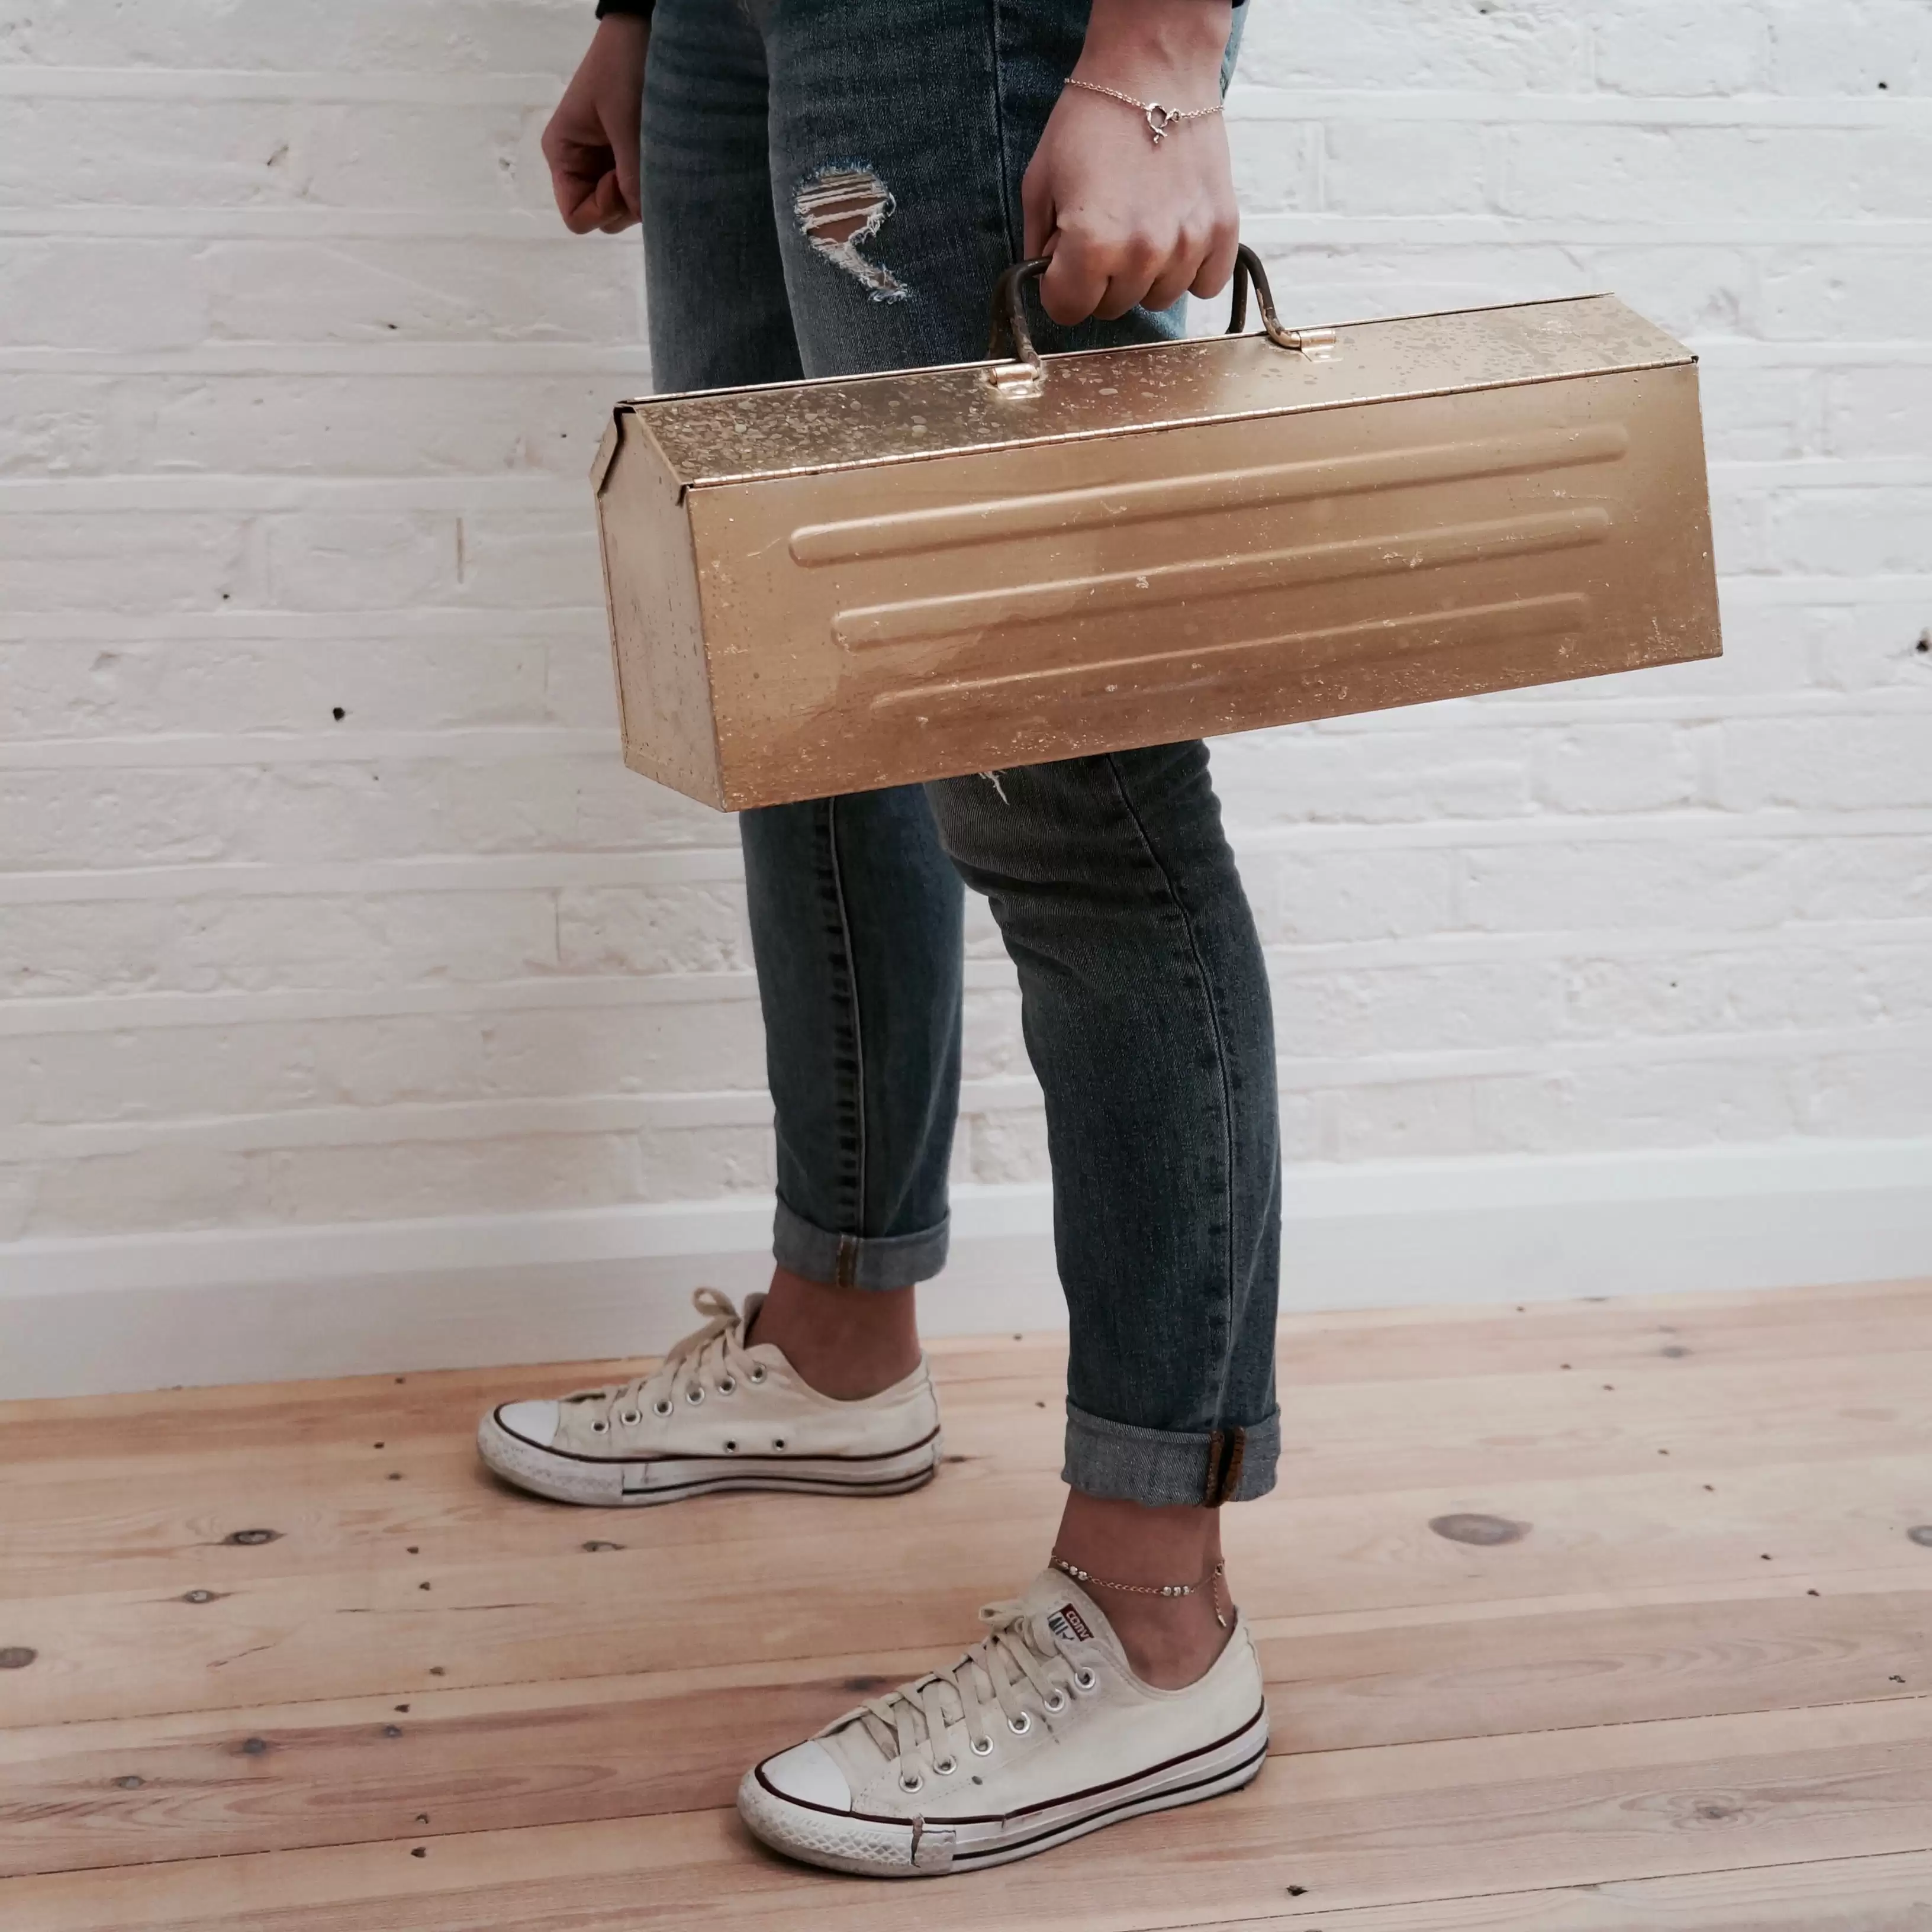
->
xmin=641 ymin=0 xmax=1279 ymax=1506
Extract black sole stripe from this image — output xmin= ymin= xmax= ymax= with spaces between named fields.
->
xmin=754 ymin=1704 xmax=1268 ymax=1832
xmin=491 ymin=1413 xmax=942 ymax=1469
xmin=621 ymin=1469 xmax=936 ymax=1501
xmin=948 ymin=1740 xmax=1269 ymax=1866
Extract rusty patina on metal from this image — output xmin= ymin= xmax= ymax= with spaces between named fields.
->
xmin=592 ymin=271 xmax=1721 ymax=810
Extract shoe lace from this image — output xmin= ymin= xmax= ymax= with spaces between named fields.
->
xmin=565 ymin=1288 xmax=759 ymax=1423
xmin=841 ymin=1600 xmax=1074 ymax=1773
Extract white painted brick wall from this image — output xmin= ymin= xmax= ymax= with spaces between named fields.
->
xmin=1 ymin=0 xmax=1929 ymax=1248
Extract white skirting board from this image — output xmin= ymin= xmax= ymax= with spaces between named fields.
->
xmin=2 ymin=1136 xmax=1928 ymax=1399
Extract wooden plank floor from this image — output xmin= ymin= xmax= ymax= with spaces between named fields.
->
xmin=3 ymin=1278 xmax=1931 ymax=1929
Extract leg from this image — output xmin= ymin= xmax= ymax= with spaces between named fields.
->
xmin=645 ymin=0 xmax=966 ymax=1393
xmin=476 ymin=0 xmax=965 ymax=1500
xmin=926 ymin=746 xmax=1280 ymax=1683
xmin=738 ymin=791 xmax=962 ymax=1393
xmin=738 ymin=1 xmax=1279 ymax=1875
xmin=757 ymin=0 xmax=1276 ymax=1586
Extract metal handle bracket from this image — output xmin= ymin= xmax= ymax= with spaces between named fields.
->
xmin=981 ymin=243 xmax=1337 ymax=396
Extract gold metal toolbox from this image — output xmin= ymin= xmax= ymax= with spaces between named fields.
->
xmin=591 ymin=251 xmax=1721 ymax=810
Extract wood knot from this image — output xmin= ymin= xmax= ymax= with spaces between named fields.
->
xmin=0 ymin=1647 xmax=36 ymax=1670
xmin=240 ymin=1738 xmax=269 ymax=1756
xmin=182 ymin=1589 xmax=221 ymax=1605
xmin=1429 ymin=1513 xmax=1530 ymax=1547
xmin=114 ymin=1775 xmax=144 ymax=1789
xmin=1658 ymin=1345 xmax=1690 ymax=1357
xmin=225 ymin=1529 xmax=281 ymax=1546
xmin=1907 ymin=1525 xmax=1932 ymax=1549
xmin=581 ymin=1540 xmax=623 ymax=1553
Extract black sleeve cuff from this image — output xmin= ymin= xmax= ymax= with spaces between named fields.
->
xmin=596 ymin=0 xmax=1233 ymax=13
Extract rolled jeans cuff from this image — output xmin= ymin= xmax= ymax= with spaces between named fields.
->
xmin=771 ymin=1196 xmax=950 ymax=1291
xmin=1062 ymin=1402 xmax=1280 ymax=1508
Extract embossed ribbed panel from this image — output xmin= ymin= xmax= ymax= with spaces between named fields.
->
xmin=867 ymin=593 xmax=1593 ymax=716
xmin=832 ymin=507 xmax=1614 ymax=652
xmin=790 ymin=424 xmax=1630 ymax=566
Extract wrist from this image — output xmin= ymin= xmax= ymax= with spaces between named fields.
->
xmin=1076 ymin=0 xmax=1232 ymax=94
xmin=594 ymin=10 xmax=648 ymax=44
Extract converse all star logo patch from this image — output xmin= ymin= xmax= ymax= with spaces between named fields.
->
xmin=1048 ymin=1603 xmax=1093 ymax=1645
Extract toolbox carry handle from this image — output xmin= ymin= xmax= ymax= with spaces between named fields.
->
xmin=985 ymin=242 xmax=1336 ymax=392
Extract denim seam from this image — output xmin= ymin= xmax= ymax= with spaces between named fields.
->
xmin=821 ymin=797 xmax=867 ymax=1287
xmin=985 ymin=0 xmax=1019 ymax=259
xmin=1100 ymin=752 xmax=1242 ymax=1493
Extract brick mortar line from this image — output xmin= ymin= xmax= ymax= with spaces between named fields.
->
xmin=0 ymin=343 xmax=1916 ymax=378
xmin=0 ymin=576 xmax=1925 ymax=646
xmin=5 ymin=697 xmax=1931 ymax=768
xmin=5 ymin=1019 xmax=1932 ymax=1163
xmin=3 ymin=923 xmax=1929 ymax=1038
xmin=0 ymin=69 xmax=1925 ymax=123
xmin=9 ymin=210 xmax=1932 ymax=245
xmin=4 ymin=456 xmax=1928 ymax=511
xmin=4 ymin=808 xmax=1930 ymax=905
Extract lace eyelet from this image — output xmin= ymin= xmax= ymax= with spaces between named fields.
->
xmin=970 ymin=1735 xmax=993 ymax=1757
xmin=899 ymin=1772 xmax=923 ymax=1794
xmin=723 ymin=1440 xmax=738 ymax=1453
xmin=1042 ymin=1690 xmax=1068 ymax=1714
xmin=1073 ymin=1667 xmax=1097 ymax=1692
xmin=652 ymin=1399 xmax=673 ymax=1418
xmin=685 ymin=1386 xmax=705 ymax=1406
xmin=747 ymin=1365 xmax=766 ymax=1383
xmin=772 ymin=1437 xmax=786 ymax=1451
xmin=590 ymin=1419 xmax=608 ymax=1434
xmin=617 ymin=1411 xmax=640 ymax=1427
xmin=717 ymin=1377 xmax=736 ymax=1395
xmin=1007 ymin=1711 xmax=1032 ymax=1736
xmin=933 ymin=1756 xmax=958 ymax=1776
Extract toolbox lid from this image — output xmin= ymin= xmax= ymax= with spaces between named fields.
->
xmin=614 ymin=293 xmax=1691 ymax=493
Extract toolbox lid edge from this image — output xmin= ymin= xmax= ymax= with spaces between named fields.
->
xmin=622 ymin=292 xmax=1693 ymax=492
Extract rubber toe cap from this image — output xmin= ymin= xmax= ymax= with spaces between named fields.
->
xmin=759 ymin=1740 xmax=852 ymax=1811
xmin=493 ymin=1399 xmax=561 ymax=1449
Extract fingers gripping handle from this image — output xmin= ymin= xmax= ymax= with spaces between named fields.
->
xmin=982 ymin=244 xmax=1337 ymax=395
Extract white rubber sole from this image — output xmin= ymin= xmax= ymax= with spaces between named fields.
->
xmin=738 ymin=1705 xmax=1268 ymax=1877
xmin=476 ymin=1408 xmax=943 ymax=1508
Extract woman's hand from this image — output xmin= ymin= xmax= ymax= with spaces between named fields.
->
xmin=1023 ymin=0 xmax=1238 ymax=325
xmin=542 ymin=14 xmax=649 ymax=234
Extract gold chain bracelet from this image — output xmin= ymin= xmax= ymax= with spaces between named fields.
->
xmin=1063 ymin=76 xmax=1224 ymax=146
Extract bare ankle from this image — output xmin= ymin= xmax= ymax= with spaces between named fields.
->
xmin=1051 ymin=1490 xmax=1232 ymax=1690
xmin=747 ymin=1267 xmax=922 ymax=1401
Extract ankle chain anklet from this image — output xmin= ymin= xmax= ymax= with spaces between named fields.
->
xmin=1051 ymin=1554 xmax=1231 ymax=1630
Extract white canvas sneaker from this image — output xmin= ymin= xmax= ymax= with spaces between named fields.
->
xmin=475 ymin=1288 xmax=942 ymax=1506
xmin=739 ymin=1569 xmax=1268 ymax=1876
